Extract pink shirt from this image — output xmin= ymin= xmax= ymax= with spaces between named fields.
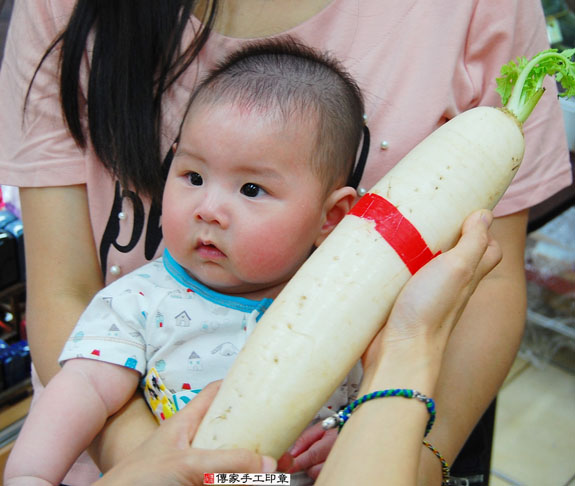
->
xmin=0 ymin=1 xmax=572 ymax=484
xmin=0 ymin=0 xmax=571 ymax=284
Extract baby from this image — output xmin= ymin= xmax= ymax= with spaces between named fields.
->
xmin=5 ymin=38 xmax=367 ymax=485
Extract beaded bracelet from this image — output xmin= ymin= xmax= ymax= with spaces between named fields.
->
xmin=322 ymin=389 xmax=450 ymax=484
xmin=423 ymin=439 xmax=451 ymax=486
xmin=321 ymin=388 xmax=436 ymax=437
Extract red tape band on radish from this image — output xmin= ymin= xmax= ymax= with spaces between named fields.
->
xmin=349 ymin=193 xmax=440 ymax=274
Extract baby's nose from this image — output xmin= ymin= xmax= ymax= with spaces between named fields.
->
xmin=193 ymin=193 xmax=230 ymax=228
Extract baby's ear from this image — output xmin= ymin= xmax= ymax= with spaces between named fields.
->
xmin=315 ymin=186 xmax=358 ymax=247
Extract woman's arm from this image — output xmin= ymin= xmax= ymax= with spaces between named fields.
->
xmin=5 ymin=359 xmax=140 ymax=486
xmin=316 ymin=346 xmax=437 ymax=486
xmin=416 ymin=210 xmax=528 ymax=484
xmin=20 ymin=186 xmax=103 ymax=382
xmin=317 ymin=209 xmax=502 ymax=485
xmin=20 ymin=186 xmax=158 ymax=470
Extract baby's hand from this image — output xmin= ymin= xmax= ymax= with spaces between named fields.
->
xmin=277 ymin=422 xmax=338 ymax=479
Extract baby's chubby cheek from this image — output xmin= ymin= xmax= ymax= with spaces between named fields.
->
xmin=238 ymin=238 xmax=309 ymax=282
xmin=160 ymin=212 xmax=184 ymax=245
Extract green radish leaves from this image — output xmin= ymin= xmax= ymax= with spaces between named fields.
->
xmin=496 ymin=48 xmax=575 ymax=124
xmin=497 ymin=57 xmax=525 ymax=107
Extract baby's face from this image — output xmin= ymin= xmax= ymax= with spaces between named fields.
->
xmin=162 ymin=101 xmax=329 ymax=299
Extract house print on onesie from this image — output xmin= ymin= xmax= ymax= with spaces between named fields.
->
xmin=108 ymin=324 xmax=120 ymax=338
xmin=188 ymin=351 xmax=202 ymax=371
xmin=175 ymin=310 xmax=192 ymax=328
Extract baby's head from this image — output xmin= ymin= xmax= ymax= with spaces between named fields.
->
xmin=163 ymin=38 xmax=366 ymax=298
xmin=181 ymin=37 xmax=365 ymax=194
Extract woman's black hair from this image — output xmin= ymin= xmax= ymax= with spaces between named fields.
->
xmin=27 ymin=0 xmax=219 ymax=201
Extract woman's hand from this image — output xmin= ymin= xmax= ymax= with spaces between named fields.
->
xmin=277 ymin=424 xmax=338 ymax=479
xmin=95 ymin=382 xmax=276 ymax=486
xmin=362 ymin=209 xmax=502 ymax=382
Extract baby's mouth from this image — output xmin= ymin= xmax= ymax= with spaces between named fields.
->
xmin=196 ymin=241 xmax=225 ymax=259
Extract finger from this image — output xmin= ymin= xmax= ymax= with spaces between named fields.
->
xmin=435 ymin=210 xmax=499 ymax=290
xmin=277 ymin=451 xmax=294 ymax=472
xmin=476 ymin=230 xmax=502 ymax=279
xmin=289 ymin=429 xmax=337 ymax=473
xmin=190 ymin=380 xmax=223 ymax=414
xmin=453 ymin=211 xmax=502 ymax=293
xmin=289 ymin=422 xmax=326 ymax=456
xmin=306 ymin=462 xmax=325 ymax=480
xmin=451 ymin=210 xmax=493 ymax=270
xmin=408 ymin=209 xmax=493 ymax=292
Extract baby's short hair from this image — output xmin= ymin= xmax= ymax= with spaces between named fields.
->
xmin=184 ymin=37 xmax=365 ymax=192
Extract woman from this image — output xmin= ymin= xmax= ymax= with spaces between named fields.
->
xmin=0 ymin=1 xmax=570 ymax=484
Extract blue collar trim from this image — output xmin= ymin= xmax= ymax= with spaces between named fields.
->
xmin=162 ymin=249 xmax=273 ymax=318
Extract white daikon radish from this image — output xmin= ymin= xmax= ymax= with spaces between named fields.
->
xmin=192 ymin=49 xmax=575 ymax=458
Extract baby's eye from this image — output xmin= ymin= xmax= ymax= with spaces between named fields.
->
xmin=187 ymin=172 xmax=203 ymax=186
xmin=240 ymin=183 xmax=265 ymax=198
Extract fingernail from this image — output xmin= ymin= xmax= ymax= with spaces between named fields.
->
xmin=262 ymin=456 xmax=277 ymax=473
xmin=276 ymin=453 xmax=293 ymax=472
